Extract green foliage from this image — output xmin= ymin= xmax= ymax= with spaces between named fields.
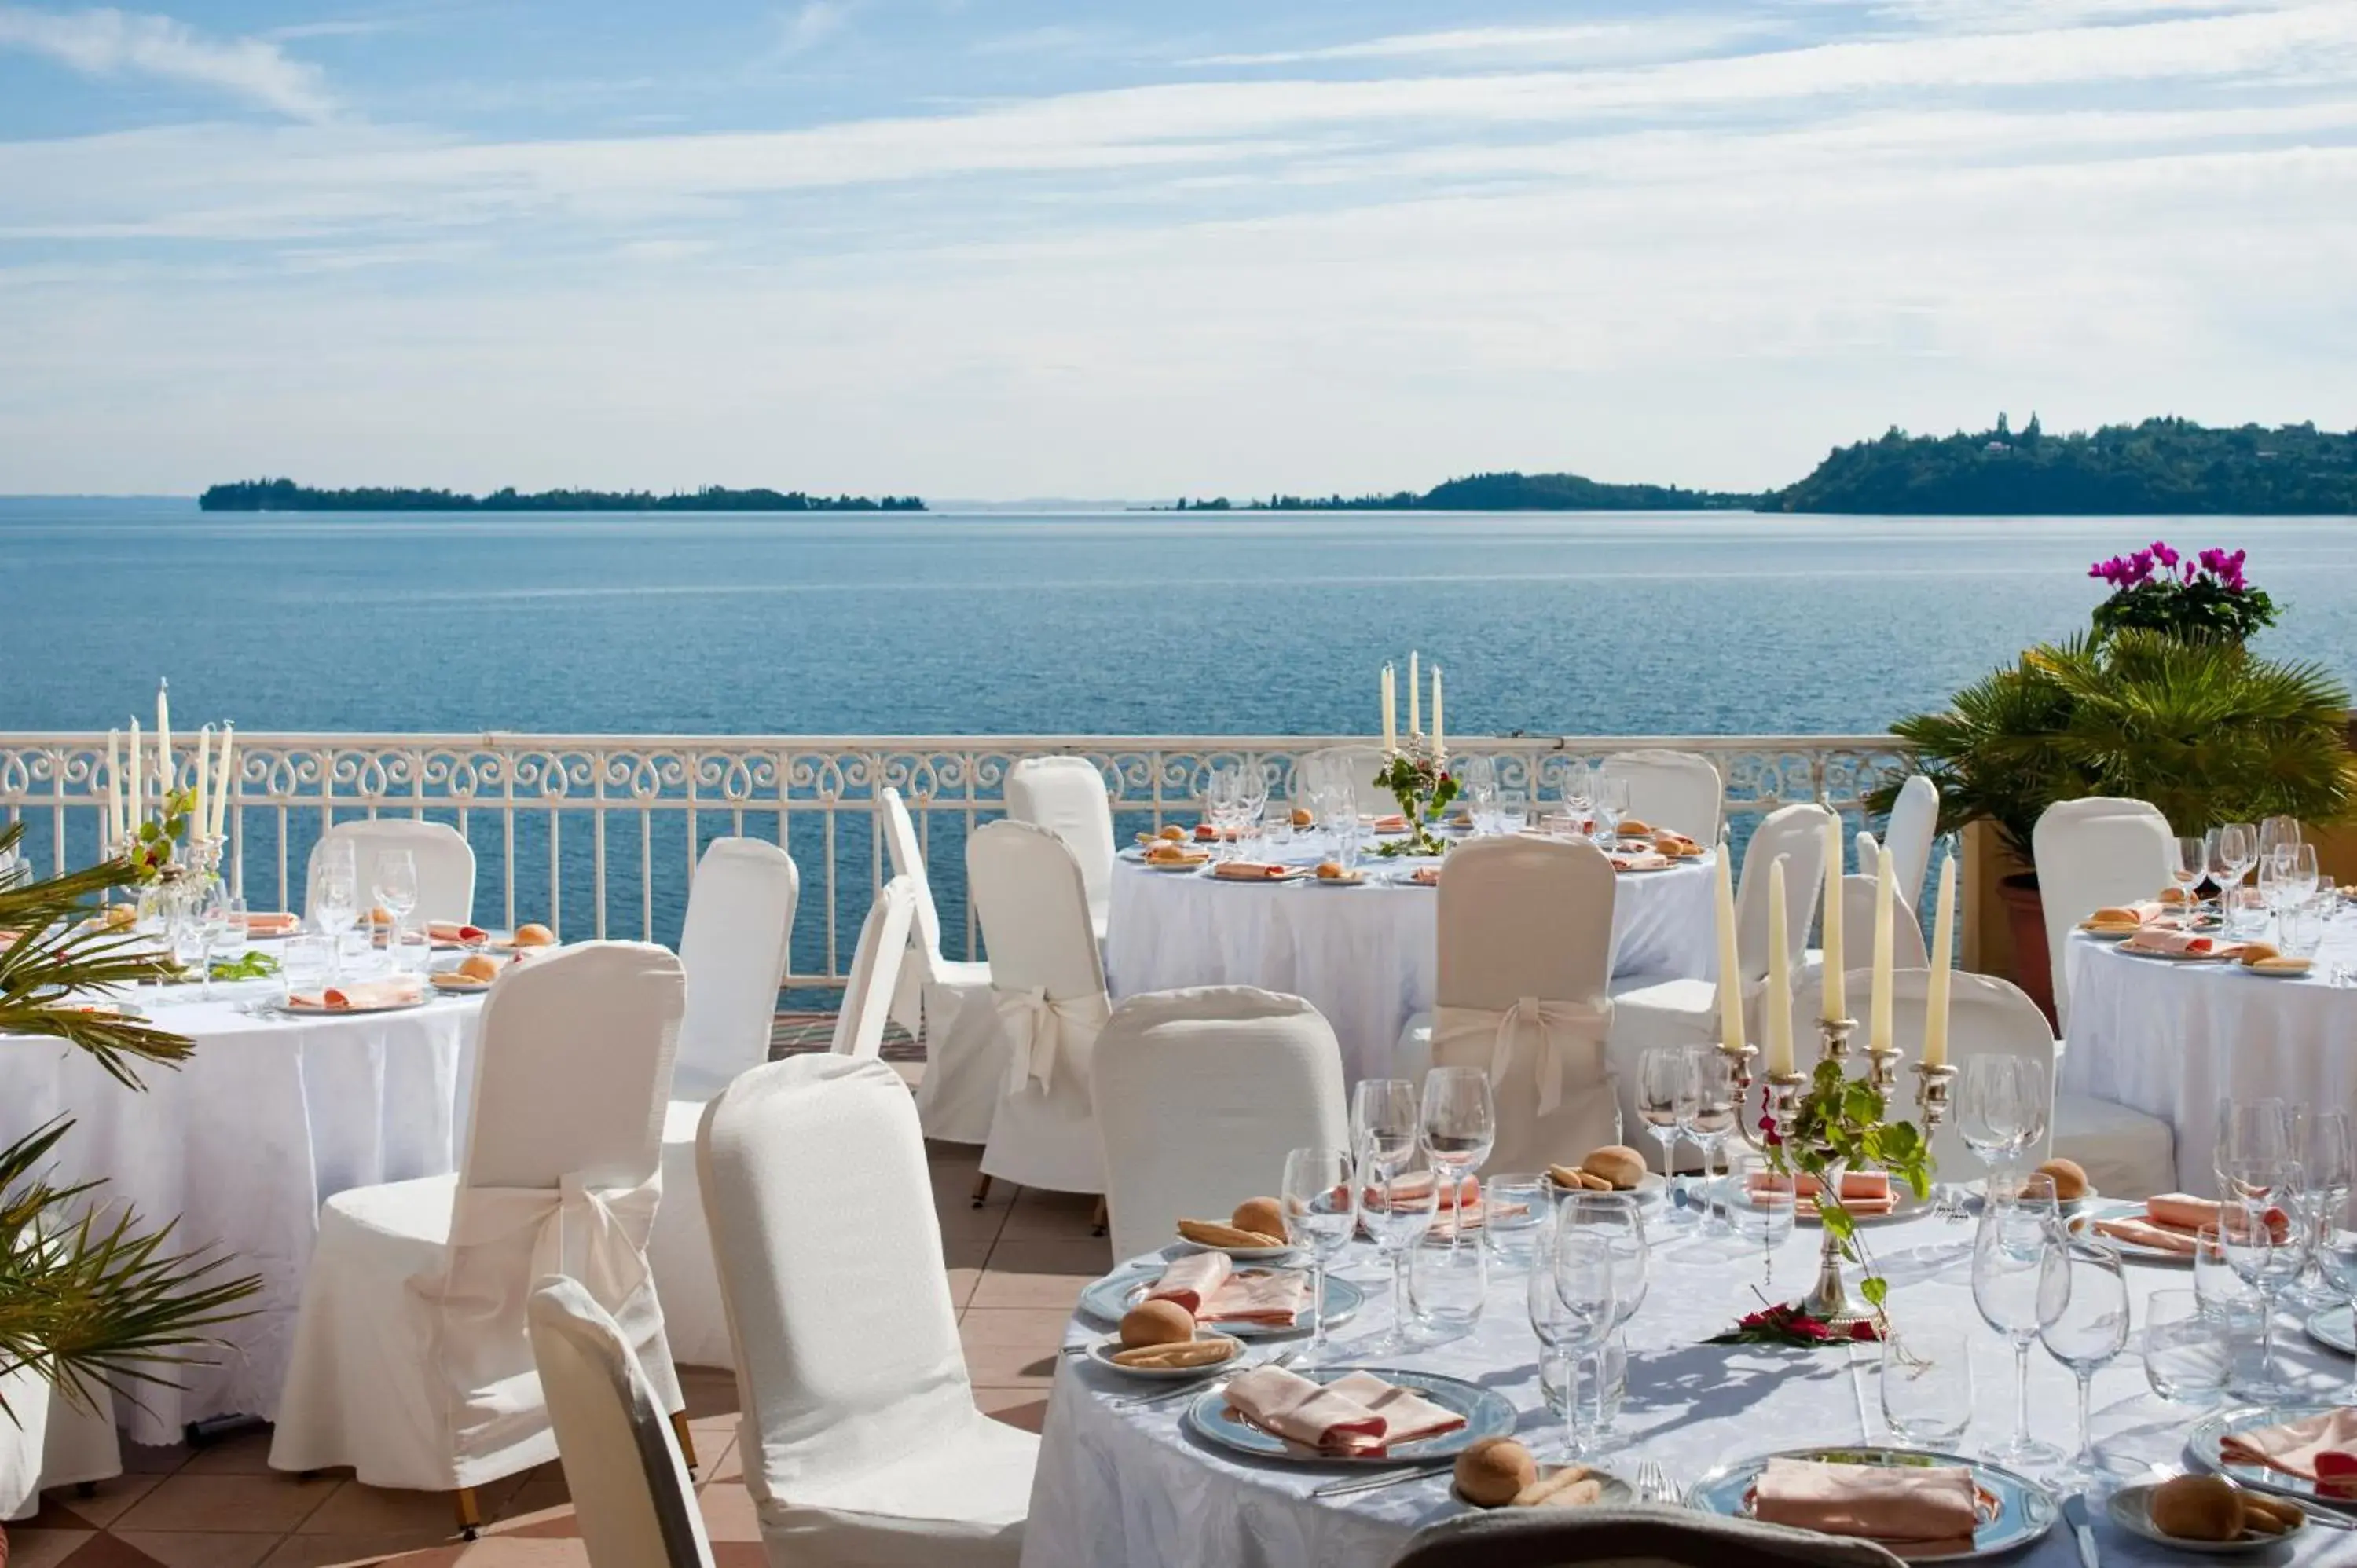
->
xmin=0 ymin=822 xmax=191 ymax=1086
xmin=1768 ymin=416 xmax=2357 ymax=514
xmin=126 ymin=787 xmax=196 ymax=881
xmin=200 ymin=479 xmax=925 ymax=512
xmin=1874 ymin=632 xmax=2353 ymax=859
xmin=1764 ymin=1057 xmax=1937 ymax=1328
xmin=1370 ymin=753 xmax=1459 ymax=857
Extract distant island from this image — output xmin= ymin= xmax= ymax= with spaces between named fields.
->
xmin=199 ymin=479 xmax=925 ymax=512
xmin=1160 ymin=417 xmax=2357 ymax=515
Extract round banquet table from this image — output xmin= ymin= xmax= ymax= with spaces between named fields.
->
xmin=1024 ymin=1212 xmax=2352 ymax=1568
xmin=0 ymin=976 xmax=483 ymax=1445
xmin=1105 ymin=849 xmax=1717 ymax=1083
xmin=2062 ymin=921 xmax=2357 ymax=1198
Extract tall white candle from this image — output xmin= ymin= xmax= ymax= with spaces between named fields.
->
xmin=1869 ymin=847 xmax=1895 ymax=1052
xmin=192 ymin=726 xmax=211 ymax=844
xmin=1408 ymin=650 xmax=1420 ymax=738
xmin=1382 ymin=665 xmax=1398 ymax=753
xmin=1765 ymin=857 xmax=1794 ymax=1075
xmin=105 ymin=728 xmax=125 ymax=849
xmin=214 ymin=722 xmax=235 ymax=839
xmin=128 ymin=718 xmax=142 ymax=827
xmin=1431 ymin=667 xmax=1444 ymax=762
xmin=1923 ymin=851 xmax=1956 ymax=1068
xmin=156 ymin=680 xmax=171 ymax=808
xmin=1714 ymin=852 xmax=1744 ymax=1051
xmin=1820 ymin=811 xmax=1846 ymax=1022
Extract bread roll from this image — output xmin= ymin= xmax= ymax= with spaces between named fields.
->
xmin=2249 ymin=955 xmax=2312 ymax=975
xmin=2033 ymin=1158 xmax=2088 ymax=1201
xmin=513 ymin=922 xmax=556 ymax=946
xmin=2149 ymin=1475 xmax=2243 ymax=1541
xmin=456 ymin=953 xmax=503 ymax=983
xmin=368 ymin=905 xmax=395 ymax=925
xmin=1512 ymin=1466 xmax=1602 ymax=1508
xmin=1118 ymin=1300 xmax=1196 ymax=1349
xmin=1453 ymin=1438 xmax=1536 ymax=1508
xmin=1291 ymin=808 xmax=1314 ymax=828
xmin=1230 ymin=1196 xmax=1287 ymax=1240
xmin=2237 ymin=941 xmax=2281 ymax=965
xmin=1157 ymin=825 xmax=1186 ymax=841
xmin=1616 ymin=818 xmax=1651 ymax=836
xmin=2237 ymin=1493 xmax=2302 ymax=1534
xmin=1582 ymin=1146 xmax=1648 ymax=1191
xmin=1177 ymin=1218 xmax=1286 ymax=1249
xmin=2090 ymin=905 xmax=2143 ymax=925
xmin=1314 ymin=861 xmax=1344 ymax=880
xmin=1111 ymin=1338 xmax=1233 ymax=1370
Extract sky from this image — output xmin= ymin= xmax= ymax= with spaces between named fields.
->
xmin=2 ymin=0 xmax=2354 ymax=499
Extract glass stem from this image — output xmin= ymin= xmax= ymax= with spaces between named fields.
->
xmin=1392 ymin=1250 xmax=1410 ymax=1341
xmin=2014 ymin=1337 xmax=2033 ymax=1445
xmin=2076 ymin=1371 xmax=2095 ymax=1468
xmin=2258 ymin=1288 xmax=2278 ymax=1381
xmin=1563 ymin=1346 xmax=1584 ymax=1459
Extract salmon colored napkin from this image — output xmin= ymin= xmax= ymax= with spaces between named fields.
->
xmin=2122 ymin=928 xmax=2245 ymax=959
xmin=1365 ymin=813 xmax=1409 ymax=834
xmin=1750 ymin=1457 xmax=1980 ymax=1554
xmin=289 ymin=980 xmax=421 ymax=1011
xmin=2219 ymin=1408 xmax=2357 ymax=1492
xmin=1609 ymin=851 xmax=1673 ymax=872
xmin=1200 ymin=1269 xmax=1310 ymax=1328
xmin=1146 ymin=1253 xmax=1233 ymax=1315
xmin=1428 ymin=1199 xmax=1530 ymax=1242
xmin=1222 ymin=1366 xmax=1465 ymax=1456
xmin=1211 ymin=861 xmax=1292 ymax=881
xmin=427 ymin=921 xmax=489 ymax=944
xmin=1362 ymin=1174 xmax=1481 ymax=1211
xmin=2090 ymin=1216 xmax=2201 ymax=1255
xmin=2092 ymin=1193 xmax=2289 ymax=1255
xmin=1759 ymin=1169 xmax=1896 ymax=1218
xmin=244 ymin=911 xmax=301 ymax=936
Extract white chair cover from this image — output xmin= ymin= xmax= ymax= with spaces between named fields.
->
xmin=971 ymin=822 xmax=1112 ymax=1195
xmin=1883 ymin=774 xmax=1940 ymax=912
xmin=0 ymin=1363 xmax=49 ymax=1522
xmin=831 ymin=878 xmax=916 ymax=1058
xmin=1807 ymin=875 xmax=1926 ymax=979
xmin=696 ymin=1055 xmax=1036 ymax=1565
xmin=269 ymin=943 xmax=687 ymax=1492
xmin=1412 ymin=837 xmax=1621 ymax=1171
xmin=2031 ymin=797 xmax=2172 ymax=1032
xmin=528 ymin=1276 xmax=717 ymax=1568
xmin=34 ymin=1382 xmax=120 ymax=1500
xmin=1854 ymin=829 xmax=1878 ymax=877
xmin=309 ymin=819 xmax=476 ymax=926
xmin=1092 ymin=987 xmax=1349 ymax=1262
xmin=1601 ymin=750 xmax=1723 ymax=843
xmin=878 ymin=789 xmax=1005 ymax=1144
xmin=1006 ymin=757 xmax=1116 ymax=941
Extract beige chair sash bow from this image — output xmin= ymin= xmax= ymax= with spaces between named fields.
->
xmin=995 ymin=985 xmax=1111 ymax=1094
xmin=1432 ymin=995 xmax=1611 ymax=1118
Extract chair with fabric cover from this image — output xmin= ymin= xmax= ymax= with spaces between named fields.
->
xmin=830 ymin=877 xmax=916 ymax=1058
xmin=970 ymin=821 xmax=1111 ymax=1197
xmin=650 ymin=837 xmax=798 ymax=1372
xmin=1395 ymin=837 xmax=1621 ymax=1169
xmin=1853 ymin=828 xmax=1878 ymax=877
xmin=1093 ymin=987 xmax=1350 ymax=1262
xmin=1882 ymin=773 xmax=1941 ymax=913
xmin=879 ymin=788 xmax=1005 ymax=1144
xmin=269 ymin=942 xmax=689 ymax=1530
xmin=1606 ymin=803 xmax=1831 ymax=1145
xmin=1005 ymin=757 xmax=1116 ymax=940
xmin=1801 ymin=876 xmax=1926 ymax=998
xmin=309 ymin=818 xmax=476 ymax=926
xmin=1388 ymin=1505 xmax=1904 ymax=1568
xmin=697 ymin=1054 xmax=1036 ymax=1564
xmin=2 ymin=1375 xmax=123 ymax=1523
xmin=1601 ymin=749 xmax=1724 ymax=844
xmin=2031 ymin=797 xmax=2172 ymax=1033
xmin=527 ymin=1276 xmax=716 ymax=1568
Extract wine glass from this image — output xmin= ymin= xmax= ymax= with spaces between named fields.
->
xmin=1637 ymin=1046 xmax=1695 ymax=1217
xmin=1204 ymin=768 xmax=1241 ymax=860
xmin=1593 ymin=776 xmax=1629 ymax=842
xmin=1972 ymin=1174 xmax=2066 ymax=1467
xmin=199 ymin=883 xmax=245 ymax=1001
xmin=2258 ymin=815 xmax=2302 ymax=863
xmin=1281 ymin=1147 xmax=1356 ymax=1362
xmin=2171 ymin=835 xmax=2209 ymax=901
xmin=1956 ymin=1054 xmax=2047 ymax=1187
xmin=1529 ymin=1220 xmax=1616 ymax=1460
xmin=2292 ymin=1111 xmax=2353 ymax=1310
xmin=1567 ymin=1192 xmax=1647 ymax=1447
xmin=1420 ymin=1066 xmax=1496 ymax=1254
xmin=2220 ymin=1157 xmax=2311 ymax=1398
xmin=2212 ymin=822 xmax=2256 ymax=896
xmin=2314 ymin=1218 xmax=2357 ymax=1405
xmin=313 ymin=841 xmax=358 ymax=979
xmin=2039 ymin=1242 xmax=2132 ymax=1488
xmin=1681 ymin=1047 xmax=1739 ymax=1234
xmin=1362 ymin=1148 xmax=1439 ymax=1352
xmin=2215 ymin=1098 xmax=2293 ymax=1192
xmin=2280 ymin=843 xmax=2319 ymax=909
xmin=372 ymin=848 xmax=420 ymax=943
xmin=1352 ymin=1079 xmax=1418 ymax=1181
xmin=1236 ymin=765 xmax=1270 ymax=844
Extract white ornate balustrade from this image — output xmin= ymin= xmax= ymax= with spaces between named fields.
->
xmin=1 ymin=732 xmax=1912 ymax=988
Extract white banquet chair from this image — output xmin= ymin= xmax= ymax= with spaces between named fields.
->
xmin=1396 ymin=837 xmax=1622 ymax=1170
xmin=1607 ymin=803 xmax=1831 ymax=1145
xmin=269 ymin=942 xmax=689 ymax=1528
xmin=697 ymin=1054 xmax=1036 ymax=1564
xmin=2031 ymin=797 xmax=2172 ymax=1033
xmin=309 ymin=818 xmax=475 ymax=926
xmin=830 ymin=877 xmax=916 ymax=1059
xmin=1093 ymin=987 xmax=1349 ymax=1262
xmin=528 ymin=1277 xmax=717 ymax=1568
xmin=1005 ymin=757 xmax=1116 ymax=941
xmin=1601 ymin=749 xmax=1723 ymax=843
xmin=879 ymin=788 xmax=1006 ymax=1145
xmin=1882 ymin=773 xmax=1941 ymax=910
xmin=649 ymin=836 xmax=798 ymax=1372
xmin=970 ymin=821 xmax=1111 ymax=1199
xmin=1801 ymin=876 xmax=1926 ymax=996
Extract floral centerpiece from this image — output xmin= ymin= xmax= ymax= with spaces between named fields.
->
xmin=1372 ymin=653 xmax=1455 ymax=856
xmin=2088 ymin=539 xmax=2276 ymax=645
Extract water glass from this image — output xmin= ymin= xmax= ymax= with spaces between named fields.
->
xmin=2293 ymin=1112 xmax=2354 ymax=1307
xmin=1533 ymin=1220 xmax=1618 ymax=1460
xmin=1972 ymin=1179 xmax=2065 ymax=1467
xmin=1496 ymin=789 xmax=1529 ymax=835
xmin=1543 ymin=1332 xmax=1629 ymax=1449
xmin=280 ymin=934 xmax=330 ymax=1006
xmin=1881 ymin=1326 xmax=1974 ymax=1448
xmin=2039 ymin=1242 xmax=2132 ymax=1486
xmin=1261 ymin=804 xmax=1294 ymax=849
xmin=1281 ymin=1147 xmax=1356 ymax=1359
xmin=1482 ymin=1174 xmax=1546 ymax=1268
xmin=1727 ymin=1150 xmax=1797 ymax=1284
xmin=1363 ymin=1152 xmax=1439 ymax=1350
xmin=2279 ymin=899 xmax=2326 ymax=959
xmin=200 ymin=885 xmax=245 ymax=998
xmin=1420 ymin=1067 xmax=1497 ymax=1254
xmin=2315 ymin=1222 xmax=2357 ymax=1403
xmin=1561 ymin=1191 xmax=1650 ymax=1330
xmin=2222 ymin=886 xmax=2269 ymax=940
xmin=1410 ymin=1235 xmax=1487 ymax=1336
xmin=2194 ymin=1225 xmax=2262 ymax=1327
xmin=2142 ymin=1288 xmax=2232 ymax=1405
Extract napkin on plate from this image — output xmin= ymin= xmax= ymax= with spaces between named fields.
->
xmin=1750 ymin=1457 xmax=1980 ymax=1552
xmin=426 ymin=921 xmax=489 ymax=943
xmin=289 ymin=980 xmax=421 ymax=1011
xmin=244 ymin=911 xmax=301 ymax=936
xmin=2121 ymin=928 xmax=2245 ymax=959
xmin=1608 ymin=851 xmax=1672 ymax=872
xmin=2218 ymin=1408 xmax=2357 ymax=1489
xmin=2091 ymin=1193 xmax=2289 ymax=1255
xmin=1222 ymin=1365 xmax=1465 ymax=1456
xmin=1146 ymin=1252 xmax=1233 ymax=1315
xmin=1211 ymin=861 xmax=1292 ymax=881
xmin=1365 ymin=814 xmax=1409 ymax=835
xmin=1361 ymin=1174 xmax=1481 ymax=1211
xmin=1200 ymin=1269 xmax=1310 ymax=1328
xmin=1780 ymin=1170 xmax=1897 ymax=1218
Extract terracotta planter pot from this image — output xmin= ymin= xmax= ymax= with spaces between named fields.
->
xmin=1996 ymin=871 xmax=2057 ymax=1028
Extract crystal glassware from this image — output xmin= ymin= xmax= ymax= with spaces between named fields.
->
xmin=1362 ymin=1149 xmax=1439 ymax=1351
xmin=2038 ymin=1241 xmax=2132 ymax=1487
xmin=2220 ymin=1157 xmax=2311 ymax=1398
xmin=1681 ymin=1046 xmax=1739 ymax=1235
xmin=2216 ymin=1099 xmax=2293 ymax=1190
xmin=2171 ymin=835 xmax=2209 ymax=901
xmin=2313 ymin=1221 xmax=2357 ymax=1404
xmin=1956 ymin=1054 xmax=2047 ymax=1186
xmin=1351 ymin=1079 xmax=1419 ymax=1181
xmin=2142 ymin=1288 xmax=2232 ymax=1405
xmin=199 ymin=882 xmax=244 ymax=999
xmin=1281 ymin=1146 xmax=1356 ymax=1361
xmin=1481 ymin=1174 xmax=1546 ymax=1269
xmin=1637 ymin=1046 xmax=1695 ymax=1217
xmin=1882 ymin=1325 xmax=1974 ymax=1448
xmin=1410 ymin=1230 xmax=1488 ymax=1337
xmin=2194 ymin=1224 xmax=2262 ymax=1328
xmin=2212 ymin=822 xmax=2256 ymax=896
xmin=313 ymin=841 xmax=359 ymax=978
xmin=1971 ymin=1176 xmax=2065 ymax=1467
xmin=2290 ymin=1112 xmax=2353 ymax=1309
xmin=1537 ymin=1208 xmax=1619 ymax=1460
xmin=372 ymin=847 xmax=419 ymax=942
xmin=1420 ymin=1066 xmax=1496 ymax=1255
xmin=1728 ymin=1149 xmax=1796 ymax=1285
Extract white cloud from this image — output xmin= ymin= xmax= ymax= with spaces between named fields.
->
xmin=0 ymin=5 xmax=334 ymax=120
xmin=777 ymin=0 xmax=855 ymax=57
xmin=1186 ymin=20 xmax=1773 ymax=68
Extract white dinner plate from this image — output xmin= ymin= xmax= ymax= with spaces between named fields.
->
xmin=1545 ymin=1171 xmax=1668 ymax=1209
xmin=1688 ymin=1447 xmax=2055 ymax=1563
xmin=1166 ymin=1237 xmax=1298 ymax=1264
xmin=1142 ymin=858 xmax=1211 ymax=874
xmin=2107 ymin=1482 xmax=2313 ymax=1554
xmin=2067 ymin=1200 xmax=2197 ymax=1266
xmin=1085 ymin=1335 xmax=1244 ymax=1380
xmin=2117 ymin=943 xmax=2239 ymax=964
xmin=1453 ymin=1464 xmax=1634 ymax=1512
xmin=2302 ymin=1302 xmax=2354 ymax=1356
xmin=2189 ymin=1403 xmax=2357 ymax=1515
xmin=1303 ymin=871 xmax=1369 ymax=888
xmin=1962 ymin=1178 xmax=2101 ymax=1216
xmin=280 ymin=994 xmax=430 ymax=1016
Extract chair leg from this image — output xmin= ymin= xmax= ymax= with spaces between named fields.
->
xmin=453 ymin=1486 xmax=482 ymax=1541
xmin=970 ymin=1172 xmax=993 ymax=1208
xmin=670 ymin=1410 xmax=698 ymax=1471
xmin=1091 ymin=1195 xmax=1108 ymax=1236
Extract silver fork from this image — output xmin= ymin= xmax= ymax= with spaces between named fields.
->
xmin=1931 ymin=1182 xmax=1970 ymax=1223
xmin=1635 ymin=1458 xmax=1680 ymax=1505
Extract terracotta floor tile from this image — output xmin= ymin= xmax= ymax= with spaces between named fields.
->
xmin=971 ymin=1387 xmax=1052 ymax=1434
xmin=957 ymin=1340 xmax=1059 ymax=1387
xmin=261 ymin=1531 xmax=454 ymax=1568
xmin=997 ymin=1192 xmax=1101 ymax=1241
xmin=692 ymin=1482 xmax=761 ymax=1544
xmin=708 ymin=1544 xmax=766 ymax=1568
xmin=673 ymin=1369 xmax=739 ymax=1423
xmin=33 ymin=1475 xmax=163 ymax=1529
xmin=55 ymin=1533 xmax=163 ymax=1568
xmin=294 ymin=1482 xmax=464 ymax=1537
xmin=967 ymin=1244 xmax=1107 ymax=1310
xmin=176 ymin=1432 xmax=280 ymax=1476
xmin=116 ymin=1474 xmax=338 ymax=1534
xmin=0 ymin=1528 xmax=93 ymax=1568
xmin=959 ymin=1306 xmax=1076 ymax=1347
xmin=120 ymin=1444 xmax=195 ymax=1475
xmin=112 ymin=1531 xmax=277 ymax=1568
xmin=701 ymin=1438 xmax=742 ymax=1487
xmin=452 ymin=1539 xmax=590 ymax=1568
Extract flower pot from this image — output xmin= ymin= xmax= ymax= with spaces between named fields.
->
xmin=1996 ymin=872 xmax=2057 ymax=1029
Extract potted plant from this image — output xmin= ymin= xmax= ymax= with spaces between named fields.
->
xmin=1 ymin=822 xmax=258 ymax=1550
xmin=1874 ymin=620 xmax=2351 ymax=1018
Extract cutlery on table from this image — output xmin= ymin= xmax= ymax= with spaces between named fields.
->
xmin=1634 ymin=1458 xmax=1678 ymax=1505
xmin=2062 ymin=1492 xmax=2098 ymax=1568
xmin=1310 ymin=1462 xmax=1453 ymax=1500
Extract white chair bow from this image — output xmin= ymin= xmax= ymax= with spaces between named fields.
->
xmin=995 ymin=986 xmax=1111 ymax=1093
xmin=1433 ymin=995 xmax=1611 ymax=1119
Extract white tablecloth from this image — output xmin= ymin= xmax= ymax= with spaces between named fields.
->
xmin=2062 ymin=922 xmax=2357 ymax=1196
xmin=1026 ymin=1213 xmax=2352 ymax=1568
xmin=1105 ymin=852 xmax=1717 ymax=1083
xmin=0 ymin=978 xmax=482 ymax=1445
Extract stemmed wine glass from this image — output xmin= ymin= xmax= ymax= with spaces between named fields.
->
xmin=1420 ymin=1066 xmax=1496 ymax=1255
xmin=2257 ymin=815 xmax=2303 ymax=865
xmin=2210 ymin=822 xmax=2256 ymax=899
xmin=1204 ymin=768 xmax=1241 ymax=861
xmin=1235 ymin=765 xmax=1270 ymax=851
xmin=372 ymin=848 xmax=420 ymax=951
xmin=1637 ymin=1046 xmax=1696 ymax=1222
xmin=1972 ymin=1174 xmax=2066 ymax=1467
xmin=2291 ymin=1111 xmax=2353 ymax=1310
xmin=1573 ymin=1192 xmax=1649 ymax=1448
xmin=199 ymin=882 xmax=245 ymax=1000
xmin=1281 ymin=1147 xmax=1357 ymax=1363
xmin=2315 ymin=1216 xmax=2357 ymax=1405
xmin=1559 ymin=760 xmax=1593 ymax=836
xmin=1539 ymin=1200 xmax=1622 ymax=1460
xmin=2215 ymin=1098 xmax=2293 ymax=1192
xmin=1353 ymin=1079 xmax=1418 ymax=1180
xmin=1361 ymin=1145 xmax=1439 ymax=1352
xmin=313 ymin=841 xmax=358 ymax=980
xmin=2171 ymin=835 xmax=2209 ymax=903
xmin=2038 ymin=1241 xmax=2132 ymax=1489
xmin=1956 ymin=1054 xmax=2048 ymax=1189
xmin=1681 ymin=1048 xmax=1739 ymax=1234
xmin=2220 ymin=1157 xmax=2313 ymax=1399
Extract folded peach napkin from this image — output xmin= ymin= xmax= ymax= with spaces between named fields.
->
xmin=1201 ymin=1269 xmax=1310 ymax=1328
xmin=1146 ymin=1252 xmax=1233 ymax=1315
xmin=1211 ymin=860 xmax=1292 ymax=881
xmin=1191 ymin=823 xmax=1239 ymax=842
xmin=1608 ymin=851 xmax=1672 ymax=872
xmin=2218 ymin=1408 xmax=2357 ymax=1486
xmin=1428 ymin=1199 xmax=1530 ymax=1242
xmin=1362 ymin=1174 xmax=1481 ymax=1211
xmin=1753 ymin=1170 xmax=1896 ymax=1217
xmin=1366 ymin=813 xmax=1409 ymax=834
xmin=2147 ymin=1193 xmax=2220 ymax=1230
xmin=2093 ymin=1193 xmax=2289 ymax=1254
xmin=427 ymin=921 xmax=489 ymax=943
xmin=244 ymin=911 xmax=301 ymax=936
xmin=2090 ymin=1216 xmax=2201 ymax=1255
xmin=289 ymin=980 xmax=421 ymax=1011
xmin=1223 ymin=1366 xmax=1466 ymax=1456
xmin=1750 ymin=1458 xmax=1979 ymax=1552
xmin=2122 ymin=928 xmax=2245 ymax=959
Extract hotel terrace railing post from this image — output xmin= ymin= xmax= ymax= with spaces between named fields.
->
xmin=0 ymin=733 xmax=1913 ymax=991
